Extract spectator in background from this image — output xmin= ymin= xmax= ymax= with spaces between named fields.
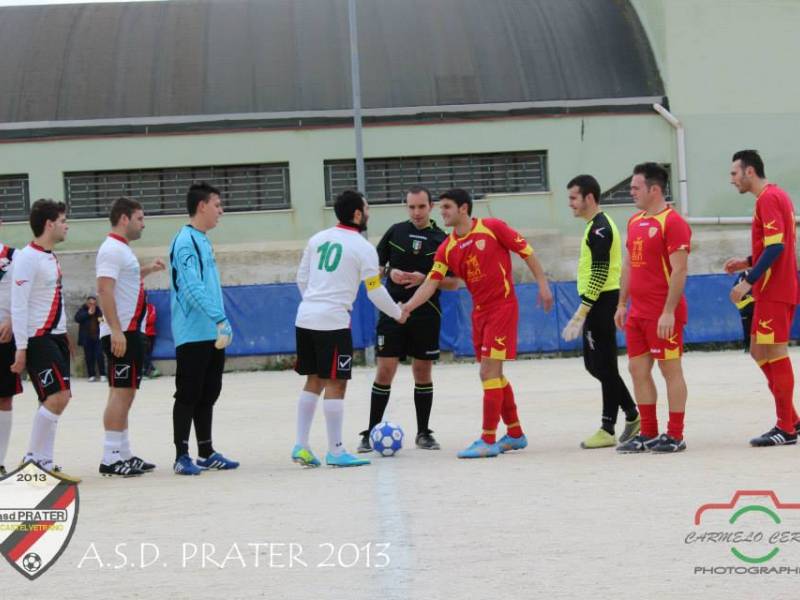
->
xmin=141 ymin=302 xmax=160 ymax=378
xmin=75 ymin=295 xmax=106 ymax=382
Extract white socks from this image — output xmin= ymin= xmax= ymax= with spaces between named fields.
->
xmin=0 ymin=410 xmax=11 ymax=467
xmin=119 ymin=429 xmax=133 ymax=460
xmin=295 ymin=391 xmax=320 ymax=447
xmin=323 ymin=399 xmax=345 ymax=456
xmin=102 ymin=430 xmax=124 ymax=465
xmin=27 ymin=406 xmax=59 ymax=465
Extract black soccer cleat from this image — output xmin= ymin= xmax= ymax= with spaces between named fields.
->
xmin=616 ymin=434 xmax=659 ymax=454
xmin=357 ymin=431 xmax=372 ymax=454
xmin=415 ymin=430 xmax=441 ymax=450
xmin=749 ymin=427 xmax=798 ymax=447
xmin=99 ymin=460 xmax=144 ymax=478
xmin=127 ymin=456 xmax=156 ymax=472
xmin=650 ymin=433 xmax=687 ymax=453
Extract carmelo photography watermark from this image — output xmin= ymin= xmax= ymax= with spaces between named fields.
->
xmin=686 ymin=490 xmax=800 ymax=575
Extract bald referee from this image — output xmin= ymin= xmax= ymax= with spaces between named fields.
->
xmin=562 ymin=175 xmax=640 ymax=448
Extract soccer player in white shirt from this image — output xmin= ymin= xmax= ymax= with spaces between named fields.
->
xmin=0 ymin=222 xmax=22 ymax=476
xmin=292 ymin=191 xmax=407 ymax=467
xmin=11 ymin=200 xmax=78 ymax=481
xmin=96 ymin=197 xmax=166 ymax=477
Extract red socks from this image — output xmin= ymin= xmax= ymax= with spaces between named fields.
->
xmin=768 ymin=356 xmax=797 ymax=434
xmin=481 ymin=378 xmax=504 ymax=444
xmin=500 ymin=377 xmax=524 ymax=438
xmin=667 ymin=411 xmax=685 ymax=441
xmin=638 ymin=403 xmax=658 ymax=438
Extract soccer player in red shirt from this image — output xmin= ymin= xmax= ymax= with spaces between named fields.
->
xmin=725 ymin=149 xmax=800 ymax=446
xmin=401 ymin=189 xmax=553 ymax=458
xmin=614 ymin=163 xmax=691 ymax=454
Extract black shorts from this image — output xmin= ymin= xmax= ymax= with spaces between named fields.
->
xmin=376 ymin=313 xmax=440 ymax=361
xmin=101 ymin=331 xmax=145 ymax=389
xmin=26 ymin=334 xmax=70 ymax=402
xmin=174 ymin=340 xmax=225 ymax=407
xmin=0 ymin=340 xmax=22 ymax=398
xmin=295 ymin=327 xmax=353 ymax=380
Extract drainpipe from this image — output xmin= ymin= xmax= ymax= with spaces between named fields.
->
xmin=652 ymin=104 xmax=777 ymax=226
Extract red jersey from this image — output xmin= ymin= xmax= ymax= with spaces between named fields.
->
xmin=428 ymin=217 xmax=533 ymax=311
xmin=751 ymin=184 xmax=799 ymax=304
xmin=626 ymin=207 xmax=691 ymax=322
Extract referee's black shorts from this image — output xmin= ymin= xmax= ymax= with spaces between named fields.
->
xmin=376 ymin=313 xmax=440 ymax=361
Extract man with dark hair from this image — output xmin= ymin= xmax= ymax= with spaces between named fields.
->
xmin=96 ymin=197 xmax=165 ymax=477
xmin=10 ymin=199 xmax=80 ymax=481
xmin=402 ymin=188 xmax=553 ymax=458
xmin=74 ymin=295 xmax=106 ymax=381
xmin=725 ymin=150 xmax=800 ymax=446
xmin=614 ymin=163 xmax=692 ymax=454
xmin=0 ymin=218 xmax=22 ymax=476
xmin=293 ymin=190 xmax=406 ymax=468
xmin=169 ymin=182 xmax=238 ymax=475
xmin=563 ymin=175 xmax=639 ymax=449
xmin=357 ymin=187 xmax=457 ymax=453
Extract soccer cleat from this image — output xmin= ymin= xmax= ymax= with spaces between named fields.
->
xmin=616 ymin=434 xmax=659 ymax=454
xmin=99 ymin=460 xmax=144 ymax=478
xmin=457 ymin=439 xmax=500 ymax=459
xmin=196 ymin=452 xmax=240 ymax=470
xmin=496 ymin=433 xmax=528 ymax=453
xmin=619 ymin=414 xmax=641 ymax=444
xmin=357 ymin=431 xmax=372 ymax=453
xmin=174 ymin=454 xmax=204 ymax=475
xmin=749 ymin=427 xmax=798 ymax=447
xmin=415 ymin=430 xmax=441 ymax=450
xmin=128 ymin=456 xmax=156 ymax=472
xmin=88 ymin=376 xmax=97 ymax=382
xmin=291 ymin=445 xmax=321 ymax=467
xmin=580 ymin=429 xmax=616 ymax=449
xmin=650 ymin=433 xmax=687 ymax=453
xmin=325 ymin=452 xmax=370 ymax=467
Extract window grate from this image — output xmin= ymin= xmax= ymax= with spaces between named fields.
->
xmin=0 ymin=174 xmax=30 ymax=222
xmin=64 ymin=163 xmax=291 ymax=218
xmin=324 ymin=151 xmax=548 ymax=205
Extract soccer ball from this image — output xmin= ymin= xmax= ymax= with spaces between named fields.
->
xmin=22 ymin=552 xmax=42 ymax=572
xmin=370 ymin=421 xmax=404 ymax=456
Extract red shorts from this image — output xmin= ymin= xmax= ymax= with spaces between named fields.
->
xmin=472 ymin=301 xmax=518 ymax=361
xmin=751 ymin=300 xmax=795 ymax=345
xmin=625 ymin=316 xmax=684 ymax=361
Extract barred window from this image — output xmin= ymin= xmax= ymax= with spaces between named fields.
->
xmin=324 ymin=151 xmax=548 ymax=205
xmin=0 ymin=174 xmax=30 ymax=222
xmin=601 ymin=165 xmax=672 ymax=206
xmin=64 ymin=163 xmax=290 ymax=219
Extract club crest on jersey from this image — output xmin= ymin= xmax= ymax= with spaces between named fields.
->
xmin=0 ymin=462 xmax=80 ymax=580
xmin=412 ymin=240 xmax=422 ymax=254
xmin=337 ymin=355 xmax=352 ymax=371
xmin=114 ymin=364 xmax=130 ymax=379
xmin=38 ymin=369 xmax=54 ymax=387
xmin=648 ymin=226 xmax=658 ymax=238
xmin=476 ymin=240 xmax=486 ymax=251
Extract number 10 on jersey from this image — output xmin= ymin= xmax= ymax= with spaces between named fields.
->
xmin=316 ymin=242 xmax=342 ymax=272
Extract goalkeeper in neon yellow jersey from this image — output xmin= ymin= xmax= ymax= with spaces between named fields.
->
xmin=563 ymin=175 xmax=640 ymax=449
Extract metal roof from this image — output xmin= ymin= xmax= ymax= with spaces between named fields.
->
xmin=0 ymin=0 xmax=664 ymax=138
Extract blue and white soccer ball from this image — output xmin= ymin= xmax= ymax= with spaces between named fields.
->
xmin=370 ymin=421 xmax=404 ymax=456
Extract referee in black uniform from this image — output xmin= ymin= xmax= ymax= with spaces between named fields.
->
xmin=358 ymin=186 xmax=456 ymax=452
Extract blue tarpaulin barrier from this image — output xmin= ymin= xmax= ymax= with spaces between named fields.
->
xmin=148 ymin=273 xmax=791 ymax=360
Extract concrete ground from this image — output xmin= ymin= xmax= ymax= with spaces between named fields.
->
xmin=1 ymin=348 xmax=799 ymax=599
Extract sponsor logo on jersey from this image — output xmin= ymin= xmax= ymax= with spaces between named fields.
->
xmin=593 ymin=227 xmax=606 ymax=238
xmin=14 ymin=280 xmax=28 ymax=286
xmin=459 ymin=240 xmax=474 ymax=250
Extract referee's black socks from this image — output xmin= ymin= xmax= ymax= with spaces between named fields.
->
xmin=414 ymin=382 xmax=433 ymax=434
xmin=368 ymin=383 xmax=391 ymax=431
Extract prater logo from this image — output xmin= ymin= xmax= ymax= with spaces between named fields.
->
xmin=38 ymin=369 xmax=54 ymax=387
xmin=114 ymin=364 xmax=131 ymax=379
xmin=0 ymin=461 xmax=80 ymax=580
xmin=337 ymin=355 xmax=352 ymax=371
xmin=686 ymin=490 xmax=800 ymax=575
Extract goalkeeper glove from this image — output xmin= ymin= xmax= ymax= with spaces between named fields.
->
xmin=215 ymin=319 xmax=234 ymax=349
xmin=561 ymin=304 xmax=590 ymax=342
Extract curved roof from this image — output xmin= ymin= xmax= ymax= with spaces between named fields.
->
xmin=0 ymin=0 xmax=664 ymax=135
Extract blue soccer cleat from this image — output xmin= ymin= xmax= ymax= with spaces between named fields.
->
xmin=496 ymin=433 xmax=529 ymax=453
xmin=196 ymin=452 xmax=240 ymax=470
xmin=457 ymin=439 xmax=500 ymax=459
xmin=174 ymin=454 xmax=204 ymax=475
xmin=325 ymin=452 xmax=371 ymax=467
xmin=291 ymin=445 xmax=321 ymax=467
